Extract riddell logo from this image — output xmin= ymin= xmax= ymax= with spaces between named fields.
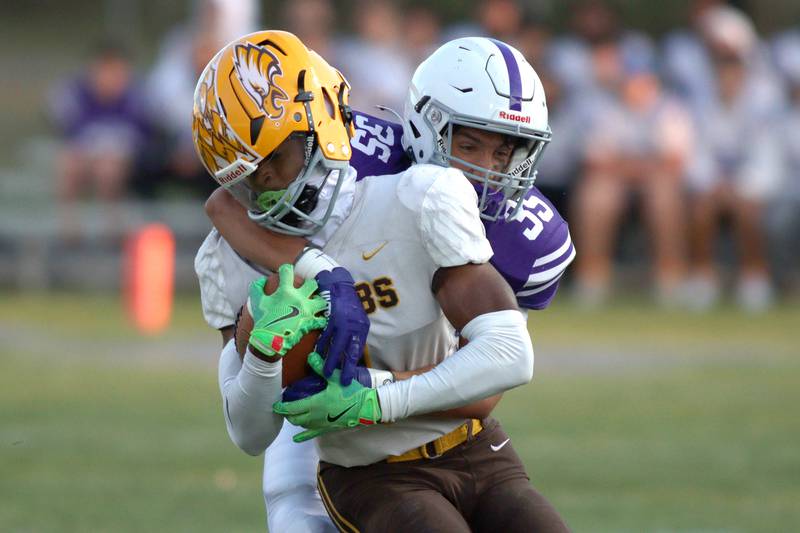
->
xmin=217 ymin=163 xmax=250 ymax=185
xmin=499 ymin=110 xmax=531 ymax=124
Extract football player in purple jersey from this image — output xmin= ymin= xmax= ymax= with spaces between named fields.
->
xmin=209 ymin=71 xmax=575 ymax=318
xmin=203 ymin=36 xmax=573 ymax=531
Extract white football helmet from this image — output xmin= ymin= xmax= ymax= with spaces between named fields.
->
xmin=402 ymin=37 xmax=551 ymax=220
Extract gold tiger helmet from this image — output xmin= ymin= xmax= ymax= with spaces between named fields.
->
xmin=192 ymin=30 xmax=354 ymax=235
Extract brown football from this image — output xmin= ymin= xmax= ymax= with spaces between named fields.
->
xmin=235 ymin=273 xmax=321 ymax=387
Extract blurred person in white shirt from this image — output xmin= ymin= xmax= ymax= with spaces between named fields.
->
xmin=662 ymin=0 xmax=723 ymax=116
xmin=534 ymin=66 xmax=592 ymax=218
xmin=283 ymin=0 xmax=335 ymax=60
xmin=684 ymin=6 xmax=786 ymax=312
xmin=443 ymin=0 xmax=522 ymax=42
xmin=402 ymin=5 xmax=442 ymax=66
xmin=143 ymin=0 xmax=257 ymax=197
xmin=547 ymin=0 xmax=650 ymax=100
xmin=572 ymin=37 xmax=694 ymax=306
xmin=769 ymin=30 xmax=800 ymax=296
xmin=334 ymin=0 xmax=413 ymax=113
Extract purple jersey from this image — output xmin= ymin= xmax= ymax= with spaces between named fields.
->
xmin=348 ymin=111 xmax=574 ymax=310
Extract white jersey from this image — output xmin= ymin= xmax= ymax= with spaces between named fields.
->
xmin=195 ymin=163 xmax=492 ymax=526
xmin=315 ymin=163 xmax=492 ymax=466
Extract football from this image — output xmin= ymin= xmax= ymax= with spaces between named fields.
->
xmin=235 ymin=273 xmax=322 ymax=387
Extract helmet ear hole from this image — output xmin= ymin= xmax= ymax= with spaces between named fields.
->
xmin=409 ymin=120 xmax=421 ymax=139
xmin=322 ymin=88 xmax=336 ymax=119
xmin=250 ymin=116 xmax=265 ymax=144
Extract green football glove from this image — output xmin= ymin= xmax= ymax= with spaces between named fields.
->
xmin=273 ymin=352 xmax=382 ymax=442
xmin=248 ymin=264 xmax=328 ymax=358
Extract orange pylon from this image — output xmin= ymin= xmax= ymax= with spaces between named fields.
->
xmin=123 ymin=223 xmax=175 ymax=335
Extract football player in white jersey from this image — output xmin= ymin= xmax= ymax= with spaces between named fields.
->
xmin=194 ymin=32 xmax=570 ymax=531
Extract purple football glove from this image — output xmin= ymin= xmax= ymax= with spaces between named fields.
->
xmin=281 ymin=366 xmax=374 ymax=402
xmin=314 ymin=267 xmax=370 ymax=386
xmin=281 ymin=374 xmax=326 ymax=402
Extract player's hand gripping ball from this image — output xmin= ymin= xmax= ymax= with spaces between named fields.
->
xmin=314 ymin=267 xmax=370 ymax=386
xmin=274 ymin=352 xmax=382 ymax=443
xmin=235 ymin=264 xmax=328 ymax=386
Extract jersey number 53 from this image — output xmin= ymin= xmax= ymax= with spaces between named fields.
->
xmin=507 ymin=195 xmax=554 ymax=241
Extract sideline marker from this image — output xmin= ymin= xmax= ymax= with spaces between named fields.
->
xmin=123 ymin=223 xmax=175 ymax=335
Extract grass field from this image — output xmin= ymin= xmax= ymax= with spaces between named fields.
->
xmin=1 ymin=291 xmax=798 ymax=532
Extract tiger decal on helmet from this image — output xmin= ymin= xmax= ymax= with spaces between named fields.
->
xmin=232 ymin=43 xmax=289 ymax=122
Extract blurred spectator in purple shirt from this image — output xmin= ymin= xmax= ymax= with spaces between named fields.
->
xmin=49 ymin=40 xmax=150 ymax=240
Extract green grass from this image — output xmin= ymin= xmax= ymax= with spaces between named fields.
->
xmin=1 ymin=292 xmax=798 ymax=532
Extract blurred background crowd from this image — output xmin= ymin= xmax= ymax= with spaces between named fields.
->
xmin=1 ymin=0 xmax=798 ymax=312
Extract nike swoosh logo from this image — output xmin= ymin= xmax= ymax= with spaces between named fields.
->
xmin=262 ymin=306 xmax=300 ymax=328
xmin=327 ymin=404 xmax=356 ymax=423
xmin=490 ymin=438 xmax=510 ymax=452
xmin=361 ymin=241 xmax=388 ymax=261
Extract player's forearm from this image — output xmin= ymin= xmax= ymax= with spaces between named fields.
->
xmin=218 ymin=339 xmax=284 ymax=456
xmin=436 ymin=394 xmax=502 ymax=419
xmin=390 ymin=366 xmax=503 ymax=420
xmin=377 ymin=310 xmax=532 ymax=422
xmin=205 ymin=188 xmax=307 ymax=271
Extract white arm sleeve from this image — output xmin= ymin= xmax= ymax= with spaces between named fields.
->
xmin=218 ymin=340 xmax=284 ymax=456
xmin=376 ymin=310 xmax=533 ymax=422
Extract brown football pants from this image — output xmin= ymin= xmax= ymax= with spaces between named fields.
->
xmin=316 ymin=419 xmax=570 ymax=533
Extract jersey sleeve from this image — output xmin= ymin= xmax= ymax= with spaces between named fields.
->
xmin=417 ymin=166 xmax=493 ymax=268
xmin=485 ymin=188 xmax=576 ymax=310
xmin=195 ymin=229 xmax=267 ymax=329
xmin=515 ymin=221 xmax=575 ymax=309
xmin=349 ymin=111 xmax=411 ymax=180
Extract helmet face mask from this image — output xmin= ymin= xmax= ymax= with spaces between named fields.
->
xmin=244 ymin=134 xmax=347 ymax=235
xmin=426 ymin=103 xmax=550 ymax=220
xmin=402 ymin=37 xmax=552 ymax=221
xmin=192 ymin=31 xmax=354 ymax=236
